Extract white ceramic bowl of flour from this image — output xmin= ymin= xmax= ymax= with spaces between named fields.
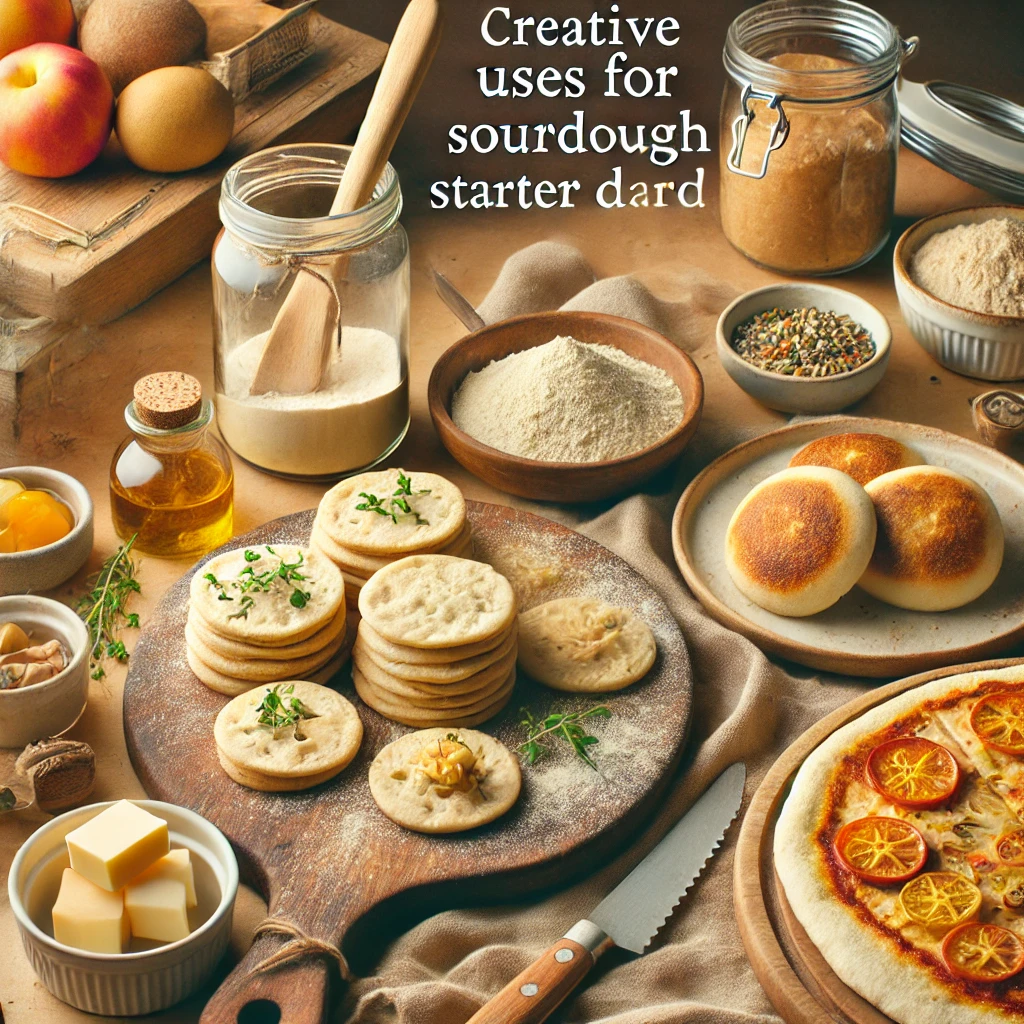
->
xmin=894 ymin=205 xmax=1024 ymax=381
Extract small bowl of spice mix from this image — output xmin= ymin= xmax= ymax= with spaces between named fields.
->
xmin=716 ymin=284 xmax=891 ymax=414
xmin=894 ymin=205 xmax=1024 ymax=381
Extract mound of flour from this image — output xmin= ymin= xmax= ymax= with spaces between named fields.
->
xmin=451 ymin=335 xmax=684 ymax=463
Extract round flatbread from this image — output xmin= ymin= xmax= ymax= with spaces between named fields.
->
xmin=312 ymin=519 xmax=473 ymax=577
xmin=368 ymin=727 xmax=521 ymax=833
xmin=214 ymin=681 xmax=363 ymax=792
xmin=317 ymin=469 xmax=465 ymax=556
xmin=353 ymin=666 xmax=514 ymax=727
xmin=789 ymin=433 xmax=925 ymax=486
xmin=859 ymin=466 xmax=1004 ymax=612
xmin=191 ymin=545 xmax=343 ymax=645
xmin=188 ymin=642 xmax=351 ymax=696
xmin=353 ymin=625 xmax=517 ymax=683
xmin=724 ymin=466 xmax=877 ymax=618
xmin=517 ymin=598 xmax=656 ymax=692
xmin=357 ymin=619 xmax=516 ymax=666
xmin=187 ymin=603 xmax=347 ymax=662
xmin=358 ymin=555 xmax=517 ymax=649
xmin=776 ymin=664 xmax=1024 ymax=1024
xmin=186 ymin=622 xmax=347 ymax=681
xmin=353 ymin=645 xmax=516 ymax=704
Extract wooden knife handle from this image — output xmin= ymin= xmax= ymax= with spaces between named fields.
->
xmin=464 ymin=938 xmax=596 ymax=1024
xmin=199 ymin=932 xmax=332 ymax=1024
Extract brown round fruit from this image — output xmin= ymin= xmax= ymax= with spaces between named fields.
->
xmin=116 ymin=67 xmax=234 ymax=173
xmin=79 ymin=0 xmax=207 ymax=95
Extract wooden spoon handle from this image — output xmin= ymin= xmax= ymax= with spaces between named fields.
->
xmin=464 ymin=938 xmax=596 ymax=1024
xmin=199 ymin=932 xmax=333 ymax=1024
xmin=330 ymin=0 xmax=442 ymax=215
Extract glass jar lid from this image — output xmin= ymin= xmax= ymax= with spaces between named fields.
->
xmin=898 ymin=79 xmax=1024 ymax=203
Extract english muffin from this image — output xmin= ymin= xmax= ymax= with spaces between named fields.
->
xmin=788 ymin=432 xmax=925 ymax=486
xmin=859 ymin=466 xmax=1004 ymax=611
xmin=725 ymin=466 xmax=877 ymax=617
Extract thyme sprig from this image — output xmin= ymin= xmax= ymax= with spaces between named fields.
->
xmin=519 ymin=704 xmax=612 ymax=770
xmin=356 ymin=471 xmax=431 ymax=525
xmin=255 ymin=684 xmax=318 ymax=738
xmin=75 ymin=535 xmax=141 ymax=680
xmin=205 ymin=547 xmax=313 ymax=619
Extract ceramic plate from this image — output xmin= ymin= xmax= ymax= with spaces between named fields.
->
xmin=672 ymin=416 xmax=1024 ymax=677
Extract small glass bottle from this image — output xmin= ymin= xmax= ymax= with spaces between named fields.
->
xmin=110 ymin=372 xmax=234 ymax=558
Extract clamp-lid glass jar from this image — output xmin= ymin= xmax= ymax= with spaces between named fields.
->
xmin=213 ymin=143 xmax=410 ymax=479
xmin=720 ymin=0 xmax=917 ymax=275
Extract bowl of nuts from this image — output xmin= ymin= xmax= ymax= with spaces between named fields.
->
xmin=716 ymin=284 xmax=892 ymax=414
xmin=0 ymin=595 xmax=90 ymax=748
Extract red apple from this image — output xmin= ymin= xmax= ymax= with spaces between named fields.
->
xmin=0 ymin=43 xmax=113 ymax=177
xmin=0 ymin=0 xmax=74 ymax=60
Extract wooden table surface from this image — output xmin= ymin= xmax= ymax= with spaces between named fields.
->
xmin=0 ymin=172 xmax=1002 ymax=1022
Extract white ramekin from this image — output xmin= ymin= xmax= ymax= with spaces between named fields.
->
xmin=0 ymin=467 xmax=94 ymax=596
xmin=0 ymin=594 xmax=90 ymax=748
xmin=8 ymin=799 xmax=238 ymax=1016
xmin=894 ymin=205 xmax=1024 ymax=381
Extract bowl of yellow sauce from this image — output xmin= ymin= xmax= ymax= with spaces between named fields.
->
xmin=0 ymin=469 xmax=93 ymax=596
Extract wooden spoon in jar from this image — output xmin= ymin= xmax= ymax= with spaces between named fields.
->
xmin=249 ymin=0 xmax=442 ymax=396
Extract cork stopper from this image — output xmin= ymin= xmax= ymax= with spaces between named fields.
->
xmin=133 ymin=372 xmax=202 ymax=429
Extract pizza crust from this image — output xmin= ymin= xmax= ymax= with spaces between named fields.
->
xmin=776 ymin=664 xmax=1024 ymax=1024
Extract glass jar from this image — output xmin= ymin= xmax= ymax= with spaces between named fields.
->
xmin=110 ymin=399 xmax=234 ymax=558
xmin=212 ymin=143 xmax=410 ymax=479
xmin=720 ymin=0 xmax=917 ymax=275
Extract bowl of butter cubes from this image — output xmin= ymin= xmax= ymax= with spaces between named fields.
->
xmin=8 ymin=799 xmax=238 ymax=1015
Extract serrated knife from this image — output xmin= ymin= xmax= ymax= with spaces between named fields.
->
xmin=465 ymin=762 xmax=746 ymax=1024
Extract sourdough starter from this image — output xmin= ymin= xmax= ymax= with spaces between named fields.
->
xmin=216 ymin=326 xmax=407 ymax=477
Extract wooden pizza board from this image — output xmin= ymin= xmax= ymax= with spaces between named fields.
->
xmin=124 ymin=502 xmax=693 ymax=1024
xmin=0 ymin=14 xmax=386 ymax=326
xmin=734 ymin=656 xmax=1024 ymax=1024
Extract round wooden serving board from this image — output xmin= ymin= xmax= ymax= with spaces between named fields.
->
xmin=124 ymin=502 xmax=692 ymax=1024
xmin=672 ymin=415 xmax=1024 ymax=677
xmin=734 ymin=656 xmax=1024 ymax=1024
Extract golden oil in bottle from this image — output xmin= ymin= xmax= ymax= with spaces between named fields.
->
xmin=110 ymin=373 xmax=234 ymax=558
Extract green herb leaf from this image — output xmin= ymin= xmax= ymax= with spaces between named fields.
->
xmin=75 ymin=535 xmax=142 ymax=681
xmin=518 ymin=704 xmax=612 ymax=771
xmin=256 ymin=684 xmax=318 ymax=736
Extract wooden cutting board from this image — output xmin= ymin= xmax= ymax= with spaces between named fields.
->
xmin=0 ymin=14 xmax=386 ymax=326
xmin=123 ymin=502 xmax=693 ymax=1024
xmin=733 ymin=656 xmax=1024 ymax=1024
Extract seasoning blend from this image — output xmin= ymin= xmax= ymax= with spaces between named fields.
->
xmin=720 ymin=0 xmax=916 ymax=275
xmin=110 ymin=372 xmax=234 ymax=557
xmin=212 ymin=144 xmax=410 ymax=479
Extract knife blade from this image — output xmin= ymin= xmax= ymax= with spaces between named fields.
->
xmin=431 ymin=266 xmax=487 ymax=333
xmin=465 ymin=762 xmax=746 ymax=1024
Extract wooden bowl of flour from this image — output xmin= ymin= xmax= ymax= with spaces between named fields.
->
xmin=427 ymin=311 xmax=704 ymax=503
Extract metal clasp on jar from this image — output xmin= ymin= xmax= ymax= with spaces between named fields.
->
xmin=727 ymin=83 xmax=790 ymax=179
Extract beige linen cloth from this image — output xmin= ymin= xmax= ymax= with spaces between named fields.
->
xmin=340 ymin=242 xmax=873 ymax=1024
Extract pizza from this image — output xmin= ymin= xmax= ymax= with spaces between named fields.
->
xmin=776 ymin=665 xmax=1024 ymax=1023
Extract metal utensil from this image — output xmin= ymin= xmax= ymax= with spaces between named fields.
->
xmin=466 ymin=762 xmax=746 ymax=1024
xmin=431 ymin=267 xmax=486 ymax=333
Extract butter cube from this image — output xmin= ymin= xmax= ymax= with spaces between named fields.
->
xmin=125 ymin=877 xmax=190 ymax=943
xmin=65 ymin=800 xmax=169 ymax=892
xmin=132 ymin=848 xmax=197 ymax=908
xmin=52 ymin=869 xmax=129 ymax=954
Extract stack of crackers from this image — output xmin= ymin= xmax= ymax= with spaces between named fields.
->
xmin=311 ymin=469 xmax=473 ymax=607
xmin=186 ymin=545 xmax=349 ymax=695
xmin=353 ymin=554 xmax=518 ymax=727
xmin=214 ymin=681 xmax=363 ymax=792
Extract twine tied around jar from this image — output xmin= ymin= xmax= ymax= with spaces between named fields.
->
xmin=251 ymin=916 xmax=352 ymax=981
